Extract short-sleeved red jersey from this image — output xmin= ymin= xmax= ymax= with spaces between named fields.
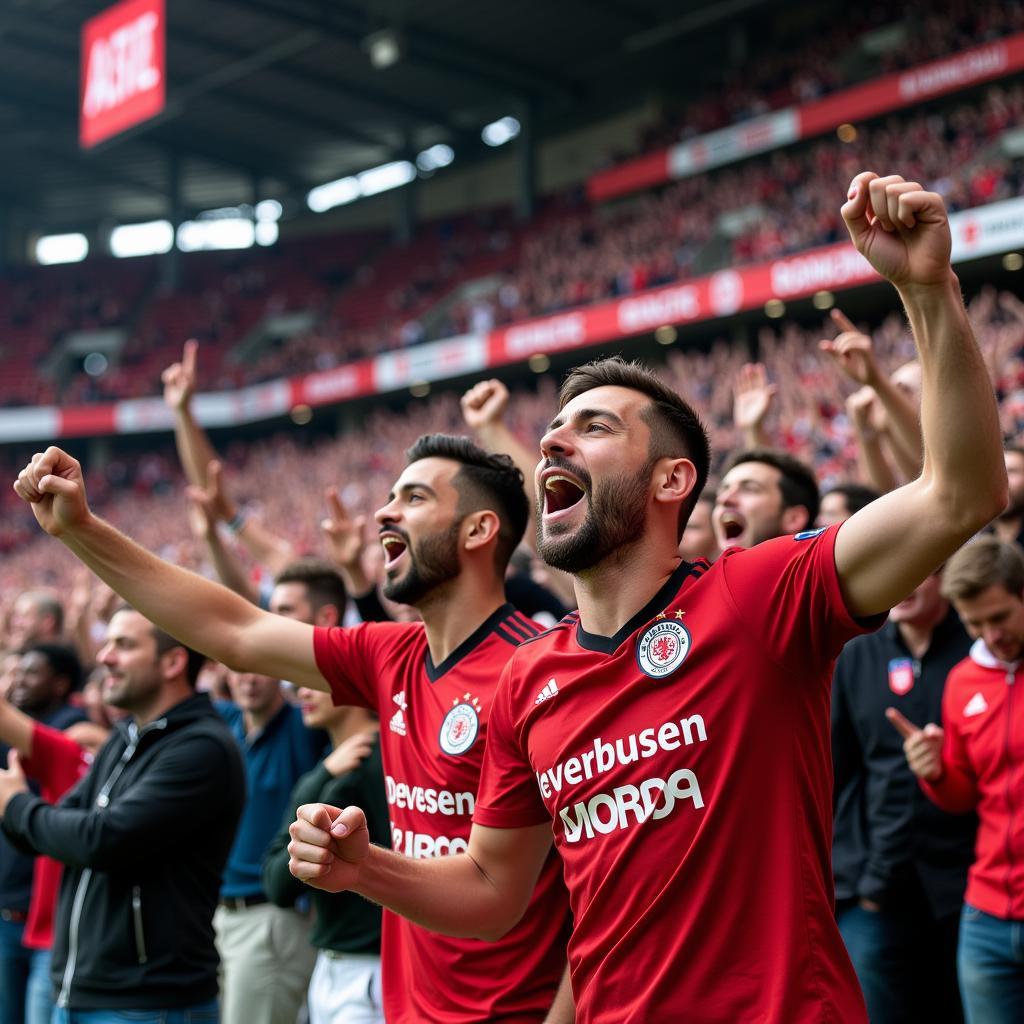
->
xmin=475 ymin=527 xmax=882 ymax=1024
xmin=314 ymin=604 xmax=572 ymax=1024
xmin=21 ymin=721 xmax=92 ymax=950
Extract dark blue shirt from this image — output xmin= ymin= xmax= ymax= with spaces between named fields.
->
xmin=216 ymin=700 xmax=324 ymax=899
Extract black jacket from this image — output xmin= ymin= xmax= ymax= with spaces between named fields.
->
xmin=832 ymin=608 xmax=977 ymax=918
xmin=2 ymin=693 xmax=245 ymax=1010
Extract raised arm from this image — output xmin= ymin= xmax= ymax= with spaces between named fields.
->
xmin=13 ymin=448 xmax=327 ymax=691
xmin=832 ymin=172 xmax=1007 ymax=616
xmin=845 ymin=387 xmax=899 ymax=494
xmin=163 ymin=342 xmax=295 ymax=577
xmin=462 ymin=380 xmax=577 ymax=609
xmin=186 ymin=481 xmax=259 ymax=603
xmin=820 ymin=309 xmax=923 ymax=481
xmin=162 ymin=339 xmax=218 ymax=490
xmin=288 ymin=803 xmax=551 ymax=941
xmin=732 ymin=362 xmax=776 ymax=449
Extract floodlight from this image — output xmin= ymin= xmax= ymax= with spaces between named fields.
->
xmin=35 ymin=233 xmax=88 ymax=265
xmin=482 ymin=116 xmax=521 ymax=147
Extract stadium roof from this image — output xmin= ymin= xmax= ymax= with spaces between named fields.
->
xmin=2 ymin=0 xmax=778 ymax=234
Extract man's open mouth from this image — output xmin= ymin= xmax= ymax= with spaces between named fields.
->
xmin=380 ymin=533 xmax=408 ymax=568
xmin=543 ymin=474 xmax=586 ymax=516
xmin=719 ymin=513 xmax=746 ymax=541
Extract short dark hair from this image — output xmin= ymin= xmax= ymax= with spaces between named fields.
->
xmin=942 ymin=536 xmax=1024 ymax=602
xmin=18 ymin=590 xmax=64 ymax=635
xmin=112 ymin=604 xmax=206 ymax=688
xmin=405 ymin=434 xmax=530 ymax=572
xmin=275 ymin=558 xmax=348 ymax=620
xmin=723 ymin=448 xmax=820 ymax=528
xmin=22 ymin=642 xmax=83 ymax=692
xmin=822 ymin=482 xmax=880 ymax=518
xmin=557 ymin=357 xmax=711 ymax=537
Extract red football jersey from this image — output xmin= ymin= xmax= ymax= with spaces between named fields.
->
xmin=22 ymin=721 xmax=92 ymax=950
xmin=475 ymin=527 xmax=882 ymax=1024
xmin=314 ymin=604 xmax=572 ymax=1024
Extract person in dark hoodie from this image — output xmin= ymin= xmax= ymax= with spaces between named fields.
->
xmin=0 ymin=605 xmax=245 ymax=1024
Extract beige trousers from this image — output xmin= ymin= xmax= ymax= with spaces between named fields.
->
xmin=214 ymin=903 xmax=317 ymax=1024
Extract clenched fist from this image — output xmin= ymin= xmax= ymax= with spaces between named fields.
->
xmin=841 ymin=172 xmax=953 ymax=290
xmin=13 ymin=447 xmax=91 ymax=538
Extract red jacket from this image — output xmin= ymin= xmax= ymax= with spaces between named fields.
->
xmin=921 ymin=640 xmax=1024 ymax=920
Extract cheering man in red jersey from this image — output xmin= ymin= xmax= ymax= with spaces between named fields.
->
xmin=282 ymin=171 xmax=1008 ymax=1024
xmin=12 ymin=435 xmax=573 ymax=1024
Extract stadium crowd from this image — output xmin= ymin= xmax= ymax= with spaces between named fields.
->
xmin=5 ymin=69 xmax=1024 ymax=410
xmin=1 ymin=2 xmax=1024 ymax=1015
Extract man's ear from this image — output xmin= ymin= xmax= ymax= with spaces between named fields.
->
xmin=781 ymin=505 xmax=811 ymax=535
xmin=160 ymin=646 xmax=189 ymax=682
xmin=463 ymin=510 xmax=501 ymax=553
xmin=653 ymin=458 xmax=698 ymax=510
xmin=314 ymin=604 xmax=342 ymax=628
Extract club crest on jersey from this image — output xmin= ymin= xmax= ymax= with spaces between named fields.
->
xmin=439 ymin=693 xmax=481 ymax=756
xmin=636 ymin=619 xmax=691 ymax=679
xmin=888 ymin=658 xmax=916 ymax=696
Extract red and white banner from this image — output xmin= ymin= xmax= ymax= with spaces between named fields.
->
xmin=80 ymin=0 xmax=166 ymax=149
xmin=7 ymin=195 xmax=1024 ymax=443
xmin=589 ymin=32 xmax=1024 ymax=202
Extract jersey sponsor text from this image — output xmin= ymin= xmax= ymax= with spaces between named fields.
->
xmin=385 ymin=775 xmax=475 ymax=817
xmin=559 ymin=768 xmax=705 ymax=843
xmin=535 ymin=713 xmax=708 ymax=799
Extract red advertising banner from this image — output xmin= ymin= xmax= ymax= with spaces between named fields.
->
xmin=9 ymin=194 xmax=1023 ymax=443
xmin=80 ymin=0 xmax=166 ymax=148
xmin=588 ymin=31 xmax=1024 ymax=203
xmin=798 ymin=33 xmax=1024 ymax=136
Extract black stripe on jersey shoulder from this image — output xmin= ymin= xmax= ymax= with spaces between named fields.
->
xmin=509 ymin=612 xmax=543 ymax=638
xmin=424 ymin=602 xmax=518 ymax=682
xmin=494 ymin=625 xmax=524 ymax=646
xmin=500 ymin=615 xmax=533 ymax=641
xmin=575 ymin=559 xmax=701 ymax=655
xmin=514 ymin=611 xmax=578 ymax=649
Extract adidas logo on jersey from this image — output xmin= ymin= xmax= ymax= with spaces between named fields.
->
xmin=390 ymin=690 xmax=408 ymax=736
xmin=535 ymin=679 xmax=559 ymax=705
xmin=963 ymin=692 xmax=989 ymax=718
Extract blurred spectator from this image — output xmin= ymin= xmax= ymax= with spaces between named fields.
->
xmin=832 ymin=571 xmax=974 ymax=1024
xmin=0 ymin=686 xmax=106 ymax=1024
xmin=712 ymin=449 xmax=819 ymax=550
xmin=0 ymin=645 xmax=85 ymax=1024
xmin=894 ymin=537 xmax=1024 ymax=1022
xmin=0 ymin=607 xmax=245 ymax=1023
xmin=214 ymin=670 xmax=323 ymax=1024
xmin=818 ymin=483 xmax=882 ymax=528
xmin=7 ymin=592 xmax=64 ymax=653
xmin=262 ymin=695 xmax=387 ymax=1024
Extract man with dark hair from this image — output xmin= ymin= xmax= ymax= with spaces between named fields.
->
xmin=8 ymin=592 xmax=64 ymax=653
xmin=0 ymin=646 xmax=84 ymax=1024
xmin=893 ymin=536 xmax=1024 ymax=1021
xmin=712 ymin=447 xmax=820 ymax=550
xmin=832 ymin=568 xmax=974 ymax=1023
xmin=271 ymin=558 xmax=348 ymax=627
xmin=819 ymin=483 xmax=882 ymax=527
xmin=10 ymin=434 xmax=573 ymax=1024
xmin=8 ymin=646 xmax=82 ymax=719
xmin=0 ymin=606 xmax=245 ymax=1023
xmin=286 ymin=172 xmax=1007 ymax=1023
